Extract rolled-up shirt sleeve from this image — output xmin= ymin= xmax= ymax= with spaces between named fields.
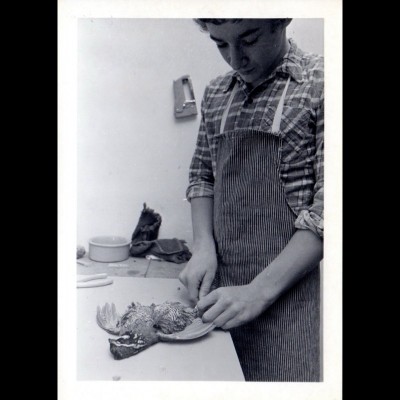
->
xmin=295 ymin=96 xmax=324 ymax=238
xmin=186 ymin=90 xmax=215 ymax=202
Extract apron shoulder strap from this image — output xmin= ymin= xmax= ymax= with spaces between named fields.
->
xmin=220 ymin=83 xmax=239 ymax=134
xmin=271 ymin=76 xmax=291 ymax=134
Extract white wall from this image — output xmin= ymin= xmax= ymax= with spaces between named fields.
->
xmin=77 ymin=18 xmax=323 ymax=248
xmin=287 ymin=19 xmax=324 ymax=56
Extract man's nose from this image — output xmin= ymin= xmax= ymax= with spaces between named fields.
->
xmin=229 ymin=46 xmax=247 ymax=70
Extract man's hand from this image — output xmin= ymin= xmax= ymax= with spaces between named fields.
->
xmin=196 ymin=283 xmax=268 ymax=330
xmin=179 ymin=246 xmax=218 ymax=302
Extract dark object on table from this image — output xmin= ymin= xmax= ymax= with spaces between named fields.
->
xmin=131 ymin=203 xmax=162 ymax=242
xmin=130 ymin=203 xmax=192 ymax=263
xmin=77 ymin=245 xmax=86 ymax=259
xmin=131 ymin=238 xmax=191 ymax=263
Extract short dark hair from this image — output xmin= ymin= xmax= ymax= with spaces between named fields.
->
xmin=193 ymin=18 xmax=291 ymax=33
xmin=193 ymin=19 xmax=242 ymax=32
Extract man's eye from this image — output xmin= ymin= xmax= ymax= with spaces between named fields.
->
xmin=242 ymin=38 xmax=258 ymax=46
xmin=216 ymin=42 xmax=228 ymax=49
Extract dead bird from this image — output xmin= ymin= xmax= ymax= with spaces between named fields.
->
xmin=96 ymin=301 xmax=199 ymax=359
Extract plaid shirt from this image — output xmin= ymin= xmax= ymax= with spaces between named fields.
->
xmin=186 ymin=39 xmax=324 ymax=238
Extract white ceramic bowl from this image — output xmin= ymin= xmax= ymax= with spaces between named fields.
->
xmin=88 ymin=236 xmax=130 ymax=262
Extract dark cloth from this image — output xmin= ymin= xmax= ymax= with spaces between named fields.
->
xmin=130 ymin=238 xmax=191 ymax=264
xmin=130 ymin=204 xmax=191 ymax=264
xmin=130 ymin=203 xmax=162 ymax=242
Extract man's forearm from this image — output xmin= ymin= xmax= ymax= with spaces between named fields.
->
xmin=190 ymin=197 xmax=215 ymax=251
xmin=251 ymin=229 xmax=323 ymax=307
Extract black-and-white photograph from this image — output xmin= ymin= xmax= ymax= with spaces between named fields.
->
xmin=59 ymin=1 xmax=342 ymax=399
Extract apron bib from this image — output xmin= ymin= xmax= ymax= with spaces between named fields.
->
xmin=213 ymin=77 xmax=320 ymax=382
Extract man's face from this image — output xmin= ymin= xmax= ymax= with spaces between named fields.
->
xmin=206 ymin=20 xmax=287 ymax=88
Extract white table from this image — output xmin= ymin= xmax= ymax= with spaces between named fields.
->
xmin=77 ymin=277 xmax=245 ymax=381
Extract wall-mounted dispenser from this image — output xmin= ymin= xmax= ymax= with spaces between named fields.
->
xmin=173 ymin=75 xmax=198 ymax=118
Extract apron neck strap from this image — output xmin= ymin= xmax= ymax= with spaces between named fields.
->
xmin=271 ymin=76 xmax=291 ymax=134
xmin=220 ymin=83 xmax=239 ymax=134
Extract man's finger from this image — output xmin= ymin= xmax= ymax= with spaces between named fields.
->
xmin=187 ymin=279 xmax=200 ymax=302
xmin=213 ymin=308 xmax=237 ymax=328
xmin=178 ymin=270 xmax=187 ymax=286
xmin=201 ymin=300 xmax=227 ymax=323
xmin=197 ymin=289 xmax=218 ymax=312
xmin=199 ymin=272 xmax=214 ymax=299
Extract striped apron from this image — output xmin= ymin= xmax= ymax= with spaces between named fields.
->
xmin=213 ymin=77 xmax=320 ymax=382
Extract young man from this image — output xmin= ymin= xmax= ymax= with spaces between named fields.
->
xmin=180 ymin=19 xmax=324 ymax=381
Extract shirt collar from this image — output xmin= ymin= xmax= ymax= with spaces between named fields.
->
xmin=222 ymin=38 xmax=304 ymax=93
